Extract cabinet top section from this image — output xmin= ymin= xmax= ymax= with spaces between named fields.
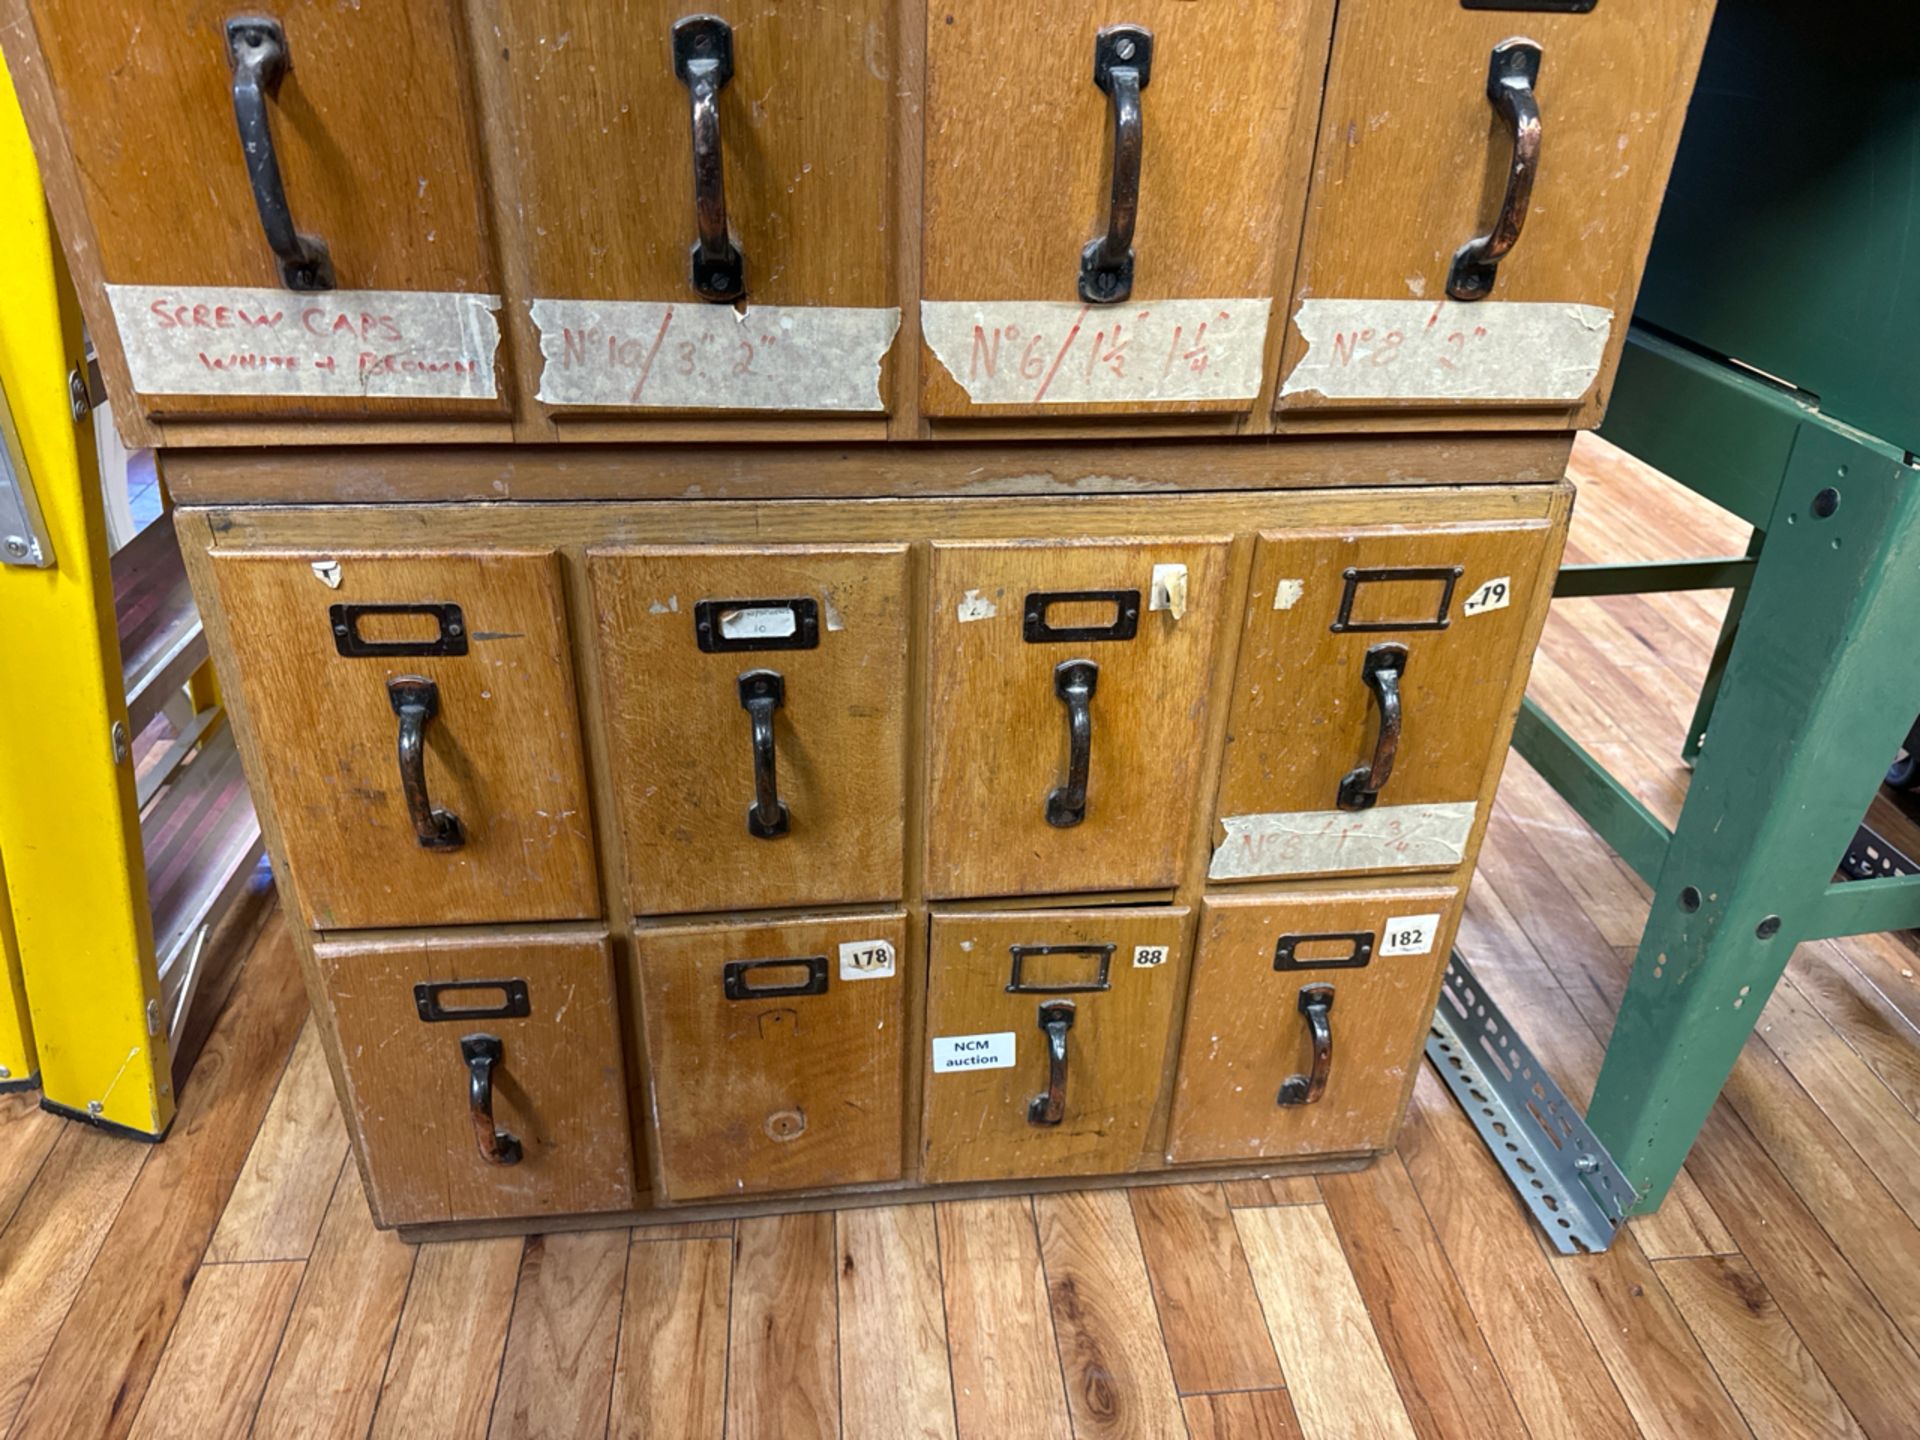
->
xmin=5 ymin=0 xmax=1717 ymax=451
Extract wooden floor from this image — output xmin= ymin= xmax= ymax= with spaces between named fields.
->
xmin=3 ymin=434 xmax=1918 ymax=1439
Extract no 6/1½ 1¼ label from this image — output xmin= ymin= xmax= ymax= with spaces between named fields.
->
xmin=838 ymin=938 xmax=896 ymax=981
xmin=932 ymin=1032 xmax=1016 ymax=1073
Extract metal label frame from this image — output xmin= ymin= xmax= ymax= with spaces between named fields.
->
xmin=1330 ymin=566 xmax=1464 ymax=634
xmin=1274 ymin=931 xmax=1375 ymax=971
xmin=694 ymin=597 xmax=821 ymax=654
xmin=413 ymin=978 xmax=531 ymax=1023
xmin=1023 ymin=589 xmax=1142 ymax=644
xmin=724 ymin=955 xmax=829 ymax=999
xmin=1006 ymin=942 xmax=1116 ymax=993
xmin=331 ymin=602 xmax=468 ymax=658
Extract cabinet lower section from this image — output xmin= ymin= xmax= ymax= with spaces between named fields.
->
xmin=181 ymin=477 xmax=1569 ymax=1234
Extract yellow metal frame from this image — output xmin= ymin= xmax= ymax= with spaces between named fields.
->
xmin=0 ymin=851 xmax=36 ymax=1090
xmin=0 ymin=60 xmax=173 ymax=1136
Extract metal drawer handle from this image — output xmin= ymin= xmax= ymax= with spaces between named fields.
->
xmin=461 ymin=1034 xmax=523 ymax=1165
xmin=1046 ymin=659 xmax=1098 ymax=828
xmin=1081 ymin=25 xmax=1154 ymax=305
xmin=1028 ymin=1001 xmax=1076 ymax=1126
xmin=1278 ymin=985 xmax=1334 ymax=1107
xmin=1447 ymin=38 xmax=1543 ymax=302
xmin=224 ymin=17 xmax=334 ymax=291
xmin=738 ymin=669 xmax=790 ymax=839
xmin=1338 ymin=644 xmax=1407 ymax=812
xmin=673 ymin=14 xmax=744 ymax=302
xmin=387 ymin=676 xmax=464 ymax=851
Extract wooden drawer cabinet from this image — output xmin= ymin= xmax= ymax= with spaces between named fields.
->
xmin=1209 ymin=519 xmax=1558 ymax=885
xmin=922 ymin=907 xmax=1190 ymax=1183
xmin=925 ymin=536 xmax=1232 ymax=899
xmin=917 ymin=0 xmax=1334 ymax=419
xmin=636 ymin=912 xmax=908 ymax=1201
xmin=1276 ymin=0 xmax=1716 ymax=427
xmin=590 ymin=544 xmax=910 ymax=915
xmin=1167 ymin=887 xmax=1463 ymax=1163
xmin=314 ymin=929 xmax=636 ymax=1227
xmin=209 ymin=548 xmax=599 ymax=931
xmin=20 ymin=0 xmax=506 ymax=427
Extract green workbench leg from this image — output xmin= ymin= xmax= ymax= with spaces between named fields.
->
xmin=1587 ymin=422 xmax=1920 ymax=1210
xmin=1679 ymin=531 xmax=1763 ymax=764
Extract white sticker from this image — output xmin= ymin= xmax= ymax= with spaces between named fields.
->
xmin=956 ymin=589 xmax=998 ymax=623
xmin=1209 ymin=803 xmax=1478 ymax=880
xmin=1272 ymin=579 xmax=1306 ymax=611
xmin=1280 ymin=298 xmax=1612 ymax=404
xmin=719 ymin=605 xmax=798 ymax=642
xmin=530 ymin=299 xmax=899 ymax=410
xmin=932 ymin=1032 xmax=1016 ymax=1072
xmin=105 ymin=285 xmax=501 ymax=400
xmin=838 ymin=938 xmax=896 ymax=981
xmin=1133 ymin=944 xmax=1170 ymax=969
xmin=921 ymin=297 xmax=1271 ymax=405
xmin=1380 ymin=913 xmax=1443 ymax=957
xmin=1462 ymin=577 xmax=1513 ymax=617
xmin=1149 ymin=564 xmax=1188 ymax=620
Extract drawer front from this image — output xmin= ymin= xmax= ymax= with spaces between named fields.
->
xmin=590 ymin=545 xmax=909 ymax=915
xmin=211 ymin=549 xmax=598 ymax=929
xmin=27 ymin=0 xmax=505 ymax=422
xmin=1277 ymin=0 xmax=1715 ymax=421
xmin=1209 ymin=521 xmax=1551 ymax=884
xmin=1167 ymin=888 xmax=1461 ymax=1163
xmin=497 ymin=0 xmax=897 ymax=415
xmin=922 ymin=907 xmax=1190 ymax=1183
xmin=926 ymin=538 xmax=1232 ymax=898
xmin=638 ymin=913 xmax=908 ymax=1201
xmin=919 ymin=1 xmax=1334 ymax=419
xmin=315 ymin=929 xmax=635 ymax=1227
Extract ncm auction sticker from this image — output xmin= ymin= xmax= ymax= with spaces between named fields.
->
xmin=932 ymin=1032 xmax=1016 ymax=1072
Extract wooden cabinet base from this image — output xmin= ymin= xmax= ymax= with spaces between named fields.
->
xmin=392 ymin=1152 xmax=1374 ymax=1245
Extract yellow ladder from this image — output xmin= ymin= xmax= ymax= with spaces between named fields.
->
xmin=0 ymin=60 xmax=263 ymax=1137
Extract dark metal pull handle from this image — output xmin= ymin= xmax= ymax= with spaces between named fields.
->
xmin=1046 ymin=659 xmax=1098 ymax=828
xmin=673 ymin=15 xmax=744 ymax=302
xmin=1028 ymin=1001 xmax=1076 ymax=1126
xmin=1447 ymin=38 xmax=1543 ymax=301
xmin=1081 ymin=26 xmax=1154 ymax=305
xmin=461 ymin=1034 xmax=523 ymax=1165
xmin=1278 ymin=985 xmax=1334 ymax=1107
xmin=738 ymin=669 xmax=790 ymax=839
xmin=224 ymin=17 xmax=334 ymax=291
xmin=1338 ymin=644 xmax=1407 ymax=812
xmin=387 ymin=676 xmax=464 ymax=851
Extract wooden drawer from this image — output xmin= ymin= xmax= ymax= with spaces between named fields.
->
xmin=919 ymin=0 xmax=1334 ymax=419
xmin=922 ymin=907 xmax=1190 ymax=1183
xmin=493 ymin=0 xmax=900 ymax=418
xmin=1208 ymin=520 xmax=1553 ymax=885
xmin=637 ymin=912 xmax=908 ymax=1201
xmin=589 ymin=545 xmax=909 ymax=915
xmin=21 ymin=0 xmax=506 ymax=426
xmin=314 ymin=929 xmax=635 ymax=1227
xmin=1167 ymin=888 xmax=1461 ymax=1163
xmin=925 ymin=537 xmax=1232 ymax=899
xmin=1276 ymin=0 xmax=1715 ymax=426
xmin=209 ymin=549 xmax=599 ymax=930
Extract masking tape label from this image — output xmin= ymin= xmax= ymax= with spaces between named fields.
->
xmin=1209 ymin=803 xmax=1478 ymax=880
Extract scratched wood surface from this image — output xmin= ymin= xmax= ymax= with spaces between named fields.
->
xmin=1168 ymin=887 xmax=1463 ymax=1166
xmin=311 ymin=929 xmax=635 ymax=1228
xmin=921 ymin=907 xmax=1193 ymax=1184
xmin=589 ymin=544 xmax=911 ymax=916
xmin=208 ymin=548 xmax=601 ymax=931
xmin=12 ymin=0 xmax=509 ymax=428
xmin=918 ymin=0 xmax=1337 ymax=419
xmin=4 ymin=435 xmax=1917 ymax=1437
xmin=1275 ymin=0 xmax=1717 ymax=431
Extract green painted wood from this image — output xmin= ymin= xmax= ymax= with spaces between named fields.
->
xmin=1512 ymin=700 xmax=1672 ymax=884
xmin=1553 ymin=558 xmax=1754 ymax=599
xmin=1587 ymin=420 xmax=1920 ymax=1211
xmin=1634 ymin=0 xmax=1920 ymax=455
